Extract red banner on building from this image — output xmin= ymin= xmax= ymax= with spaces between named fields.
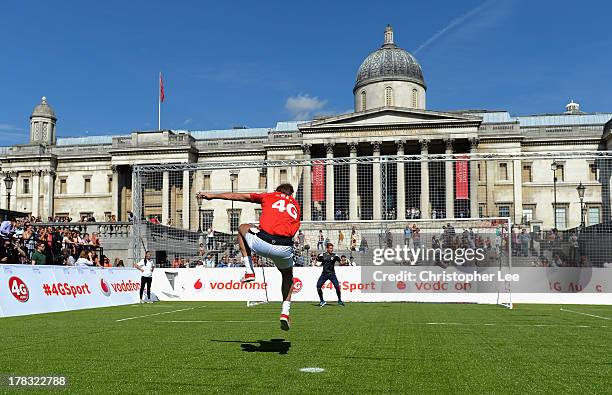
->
xmin=455 ymin=156 xmax=469 ymax=200
xmin=312 ymin=160 xmax=325 ymax=202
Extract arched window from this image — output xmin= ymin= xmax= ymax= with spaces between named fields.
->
xmin=412 ymin=89 xmax=418 ymax=108
xmin=385 ymin=86 xmax=393 ymax=106
xmin=361 ymin=91 xmax=367 ymax=111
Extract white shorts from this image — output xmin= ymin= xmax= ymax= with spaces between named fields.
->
xmin=244 ymin=228 xmax=294 ymax=269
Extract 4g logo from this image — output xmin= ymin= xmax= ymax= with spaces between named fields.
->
xmin=8 ymin=276 xmax=29 ymax=302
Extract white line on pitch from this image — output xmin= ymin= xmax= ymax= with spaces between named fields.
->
xmin=116 ymin=307 xmax=203 ymax=322
xmin=560 ymin=308 xmax=612 ymax=321
xmin=155 ymin=320 xmax=269 ymax=323
xmin=419 ymin=322 xmax=606 ymax=328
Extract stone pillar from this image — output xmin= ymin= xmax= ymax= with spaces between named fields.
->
xmin=445 ymin=139 xmax=455 ymax=219
xmin=162 ymin=171 xmax=170 ymax=225
xmin=513 ymin=159 xmax=523 ymax=223
xmin=372 ymin=141 xmax=382 ymax=220
xmin=111 ymin=166 xmax=120 ymax=220
xmin=302 ymin=144 xmax=312 ymax=221
xmin=485 ymin=160 xmax=495 ymax=216
xmin=182 ymin=170 xmax=191 ymax=229
xmin=325 ymin=143 xmax=335 ymax=221
xmin=420 ymin=140 xmax=430 ymax=219
xmin=469 ymin=138 xmax=479 ymax=218
xmin=32 ymin=170 xmax=41 ymax=218
xmin=44 ymin=170 xmax=55 ymax=220
xmin=396 ymin=141 xmax=406 ymax=220
xmin=349 ymin=142 xmax=359 ymax=220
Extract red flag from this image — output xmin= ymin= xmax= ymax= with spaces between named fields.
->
xmin=159 ymin=73 xmax=165 ymax=102
xmin=311 ymin=160 xmax=325 ymax=201
xmin=455 ymin=156 xmax=469 ymax=200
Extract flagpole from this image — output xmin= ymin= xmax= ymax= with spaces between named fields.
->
xmin=158 ymin=72 xmax=161 ymax=130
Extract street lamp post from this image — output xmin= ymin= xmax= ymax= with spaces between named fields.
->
xmin=196 ymin=194 xmax=203 ymax=233
xmin=551 ymin=162 xmax=558 ymax=230
xmin=3 ymin=174 xmax=14 ymax=211
xmin=576 ymin=181 xmax=586 ymax=229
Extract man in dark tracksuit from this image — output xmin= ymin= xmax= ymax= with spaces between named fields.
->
xmin=316 ymin=242 xmax=344 ymax=307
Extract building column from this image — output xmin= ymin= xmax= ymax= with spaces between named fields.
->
xmin=182 ymin=170 xmax=191 ymax=229
xmin=111 ymin=166 xmax=120 ymax=220
xmin=44 ymin=170 xmax=55 ymax=220
xmin=349 ymin=142 xmax=359 ymax=220
xmin=32 ymin=170 xmax=41 ymax=218
xmin=162 ymin=170 xmax=170 ymax=225
xmin=470 ymin=138 xmax=480 ymax=218
xmin=396 ymin=141 xmax=406 ymax=220
xmin=302 ymin=144 xmax=312 ymax=221
xmin=513 ymin=159 xmax=523 ymax=224
xmin=445 ymin=139 xmax=455 ymax=219
xmin=325 ymin=143 xmax=335 ymax=221
xmin=372 ymin=141 xmax=382 ymax=220
xmin=420 ymin=140 xmax=430 ymax=219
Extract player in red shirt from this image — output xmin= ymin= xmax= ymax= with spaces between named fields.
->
xmin=196 ymin=183 xmax=300 ymax=331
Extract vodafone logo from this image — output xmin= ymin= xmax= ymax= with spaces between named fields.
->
xmin=194 ymin=279 xmax=204 ymax=290
xmin=100 ymin=278 xmax=111 ymax=296
xmin=292 ymin=277 xmax=303 ymax=294
xmin=9 ymin=276 xmax=29 ymax=302
xmin=396 ymin=281 xmax=406 ymax=290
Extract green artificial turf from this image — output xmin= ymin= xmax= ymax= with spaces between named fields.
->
xmin=0 ymin=302 xmax=610 ymax=394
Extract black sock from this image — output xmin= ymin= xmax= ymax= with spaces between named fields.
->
xmin=317 ymin=288 xmax=324 ymax=302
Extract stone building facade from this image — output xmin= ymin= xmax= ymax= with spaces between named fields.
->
xmin=1 ymin=26 xmax=611 ymax=233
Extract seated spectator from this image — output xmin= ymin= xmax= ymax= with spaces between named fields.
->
xmin=171 ymin=256 xmax=181 ymax=268
xmin=204 ymin=254 xmax=215 ymax=268
xmin=0 ymin=238 xmax=16 ymax=263
xmin=75 ymin=250 xmax=93 ymax=266
xmin=198 ymin=243 xmax=206 ymax=256
xmin=116 ymin=260 xmax=125 ymax=267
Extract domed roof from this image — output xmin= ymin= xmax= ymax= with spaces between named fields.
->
xmin=354 ymin=25 xmax=425 ymax=92
xmin=31 ymin=96 xmax=56 ymax=119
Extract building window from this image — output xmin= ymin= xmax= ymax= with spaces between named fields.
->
xmin=360 ymin=91 xmax=366 ymax=111
xmin=499 ymin=163 xmax=508 ymax=181
xmin=80 ymin=212 xmax=93 ymax=222
xmin=59 ymin=178 xmax=67 ymax=194
xmin=107 ymin=176 xmax=113 ymax=193
xmin=55 ymin=213 xmax=69 ymax=221
xmin=84 ymin=177 xmax=91 ymax=194
xmin=203 ymin=174 xmax=211 ymax=190
xmin=258 ymin=171 xmax=267 ymax=190
xmin=412 ymin=88 xmax=418 ymax=108
xmin=554 ymin=164 xmax=565 ymax=182
xmin=588 ymin=163 xmax=598 ymax=181
xmin=498 ymin=205 xmax=510 ymax=218
xmin=522 ymin=206 xmax=535 ymax=223
xmin=104 ymin=212 xmax=112 ymax=221
xmin=279 ymin=169 xmax=288 ymax=184
xmin=227 ymin=209 xmax=241 ymax=232
xmin=522 ymin=165 xmax=532 ymax=182
xmin=200 ymin=209 xmax=214 ymax=231
xmin=22 ymin=178 xmax=30 ymax=194
xmin=555 ymin=206 xmax=567 ymax=229
xmin=478 ymin=204 xmax=486 ymax=217
xmin=588 ymin=206 xmax=600 ymax=225
xmin=385 ymin=86 xmax=393 ymax=106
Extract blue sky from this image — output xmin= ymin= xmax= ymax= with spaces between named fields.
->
xmin=1 ymin=0 xmax=611 ymax=145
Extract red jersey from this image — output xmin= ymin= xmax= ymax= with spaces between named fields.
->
xmin=250 ymin=191 xmax=301 ymax=237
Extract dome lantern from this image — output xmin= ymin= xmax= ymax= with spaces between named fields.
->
xmin=29 ymin=96 xmax=57 ymax=145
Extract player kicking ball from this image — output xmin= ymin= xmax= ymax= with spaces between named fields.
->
xmin=316 ymin=242 xmax=345 ymax=307
xmin=196 ymin=183 xmax=300 ymax=331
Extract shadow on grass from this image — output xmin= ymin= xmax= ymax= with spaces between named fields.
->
xmin=212 ymin=339 xmax=291 ymax=355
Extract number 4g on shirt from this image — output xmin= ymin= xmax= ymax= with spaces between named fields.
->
xmin=250 ymin=192 xmax=301 ymax=237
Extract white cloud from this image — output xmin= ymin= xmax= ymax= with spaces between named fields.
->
xmin=285 ymin=94 xmax=328 ymax=121
xmin=0 ymin=123 xmax=23 ymax=139
xmin=183 ymin=118 xmax=193 ymax=126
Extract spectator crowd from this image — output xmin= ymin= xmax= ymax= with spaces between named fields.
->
xmin=0 ymin=216 xmax=123 ymax=267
